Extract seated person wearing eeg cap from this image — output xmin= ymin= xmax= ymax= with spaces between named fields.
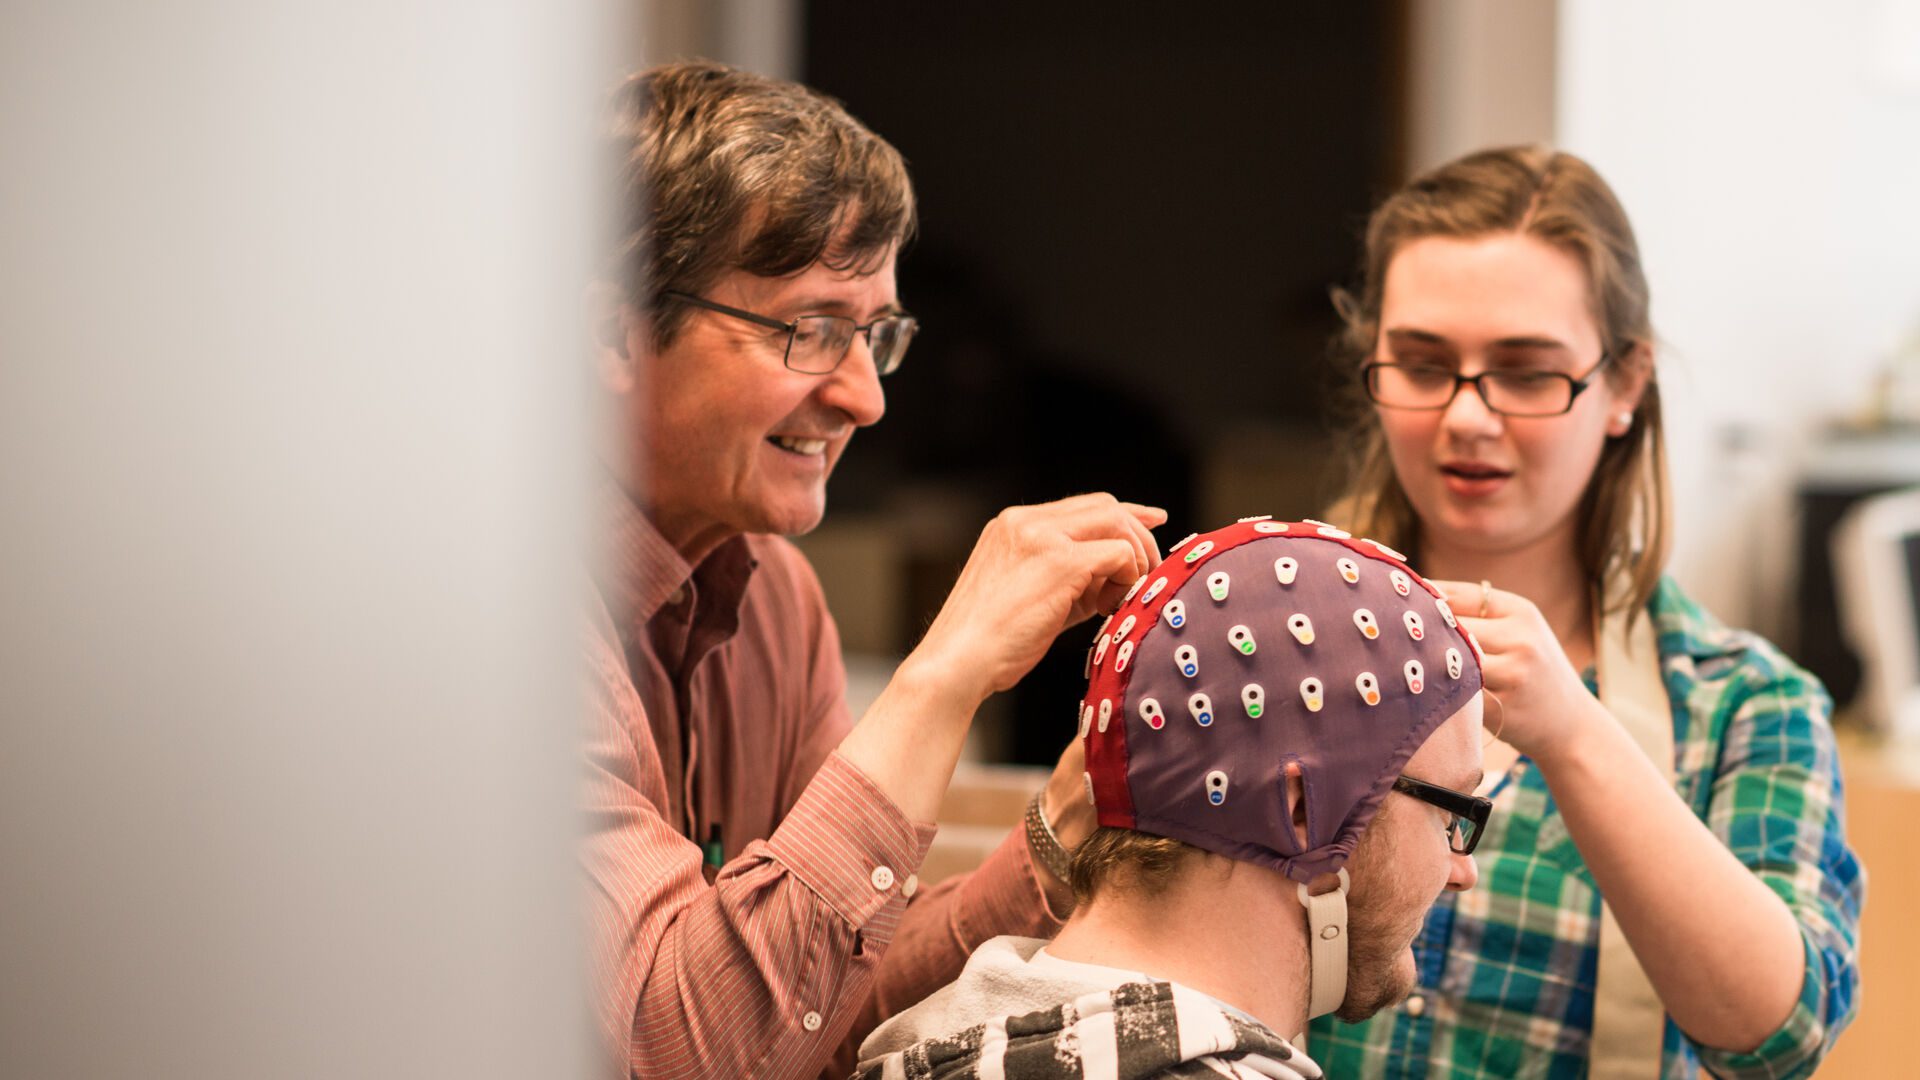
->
xmin=854 ymin=519 xmax=1489 ymax=1080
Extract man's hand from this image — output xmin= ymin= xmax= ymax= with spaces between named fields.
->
xmin=842 ymin=493 xmax=1163 ymax=828
xmin=901 ymin=493 xmax=1166 ymax=709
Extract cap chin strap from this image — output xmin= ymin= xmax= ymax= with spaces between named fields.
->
xmin=1297 ymin=867 xmax=1351 ymax=1021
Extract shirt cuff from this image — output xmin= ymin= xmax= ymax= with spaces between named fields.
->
xmin=1691 ymin=931 xmax=1829 ymax=1080
xmin=762 ymin=751 xmax=936 ymax=932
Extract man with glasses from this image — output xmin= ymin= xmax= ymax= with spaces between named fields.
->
xmin=856 ymin=520 xmax=1488 ymax=1080
xmin=586 ymin=63 xmax=1165 ymax=1080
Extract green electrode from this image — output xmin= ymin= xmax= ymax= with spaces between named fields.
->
xmin=703 ymin=824 xmax=724 ymax=870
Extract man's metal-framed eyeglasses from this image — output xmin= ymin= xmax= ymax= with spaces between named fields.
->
xmin=1364 ymin=352 xmax=1612 ymax=418
xmin=664 ymin=291 xmax=919 ymax=376
xmin=1393 ymin=774 xmax=1493 ymax=855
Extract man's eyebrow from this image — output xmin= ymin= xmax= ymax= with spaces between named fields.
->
xmin=781 ymin=296 xmax=906 ymax=320
xmin=1383 ymin=327 xmax=1448 ymax=345
xmin=784 ymin=295 xmax=852 ymax=314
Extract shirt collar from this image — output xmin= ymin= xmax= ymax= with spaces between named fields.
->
xmin=596 ymin=474 xmax=757 ymax=627
xmin=1646 ymin=574 xmax=1744 ymax=663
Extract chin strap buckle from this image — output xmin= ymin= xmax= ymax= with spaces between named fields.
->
xmin=1298 ymin=867 xmax=1351 ymax=1020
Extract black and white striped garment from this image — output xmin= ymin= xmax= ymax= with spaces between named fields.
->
xmin=852 ymin=980 xmax=1322 ymax=1080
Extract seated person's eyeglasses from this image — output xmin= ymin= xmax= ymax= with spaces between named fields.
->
xmin=664 ymin=291 xmax=919 ymax=376
xmin=1364 ymin=353 xmax=1611 ymax=418
xmin=1393 ymin=774 xmax=1493 ymax=855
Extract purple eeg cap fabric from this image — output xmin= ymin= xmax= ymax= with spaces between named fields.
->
xmin=1081 ymin=518 xmax=1484 ymax=883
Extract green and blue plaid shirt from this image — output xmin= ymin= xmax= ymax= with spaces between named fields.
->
xmin=1310 ymin=576 xmax=1864 ymax=1079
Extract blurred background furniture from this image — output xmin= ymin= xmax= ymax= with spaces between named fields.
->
xmin=1795 ymin=432 xmax=1920 ymax=715
xmin=1833 ymin=483 xmax=1920 ymax=739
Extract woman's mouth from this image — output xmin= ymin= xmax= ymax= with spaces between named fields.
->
xmin=1439 ymin=461 xmax=1512 ymax=498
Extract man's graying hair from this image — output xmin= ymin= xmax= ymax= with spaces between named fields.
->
xmin=608 ymin=61 xmax=917 ymax=347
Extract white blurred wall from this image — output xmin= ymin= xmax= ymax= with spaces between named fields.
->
xmin=1 ymin=3 xmax=618 ymax=1076
xmin=1559 ymin=0 xmax=1920 ymax=637
xmin=1405 ymin=0 xmax=1920 ymax=637
xmin=1406 ymin=0 xmax=1559 ymax=172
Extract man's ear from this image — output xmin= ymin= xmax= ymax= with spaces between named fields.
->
xmin=587 ymin=280 xmax=645 ymax=396
xmin=1285 ymin=761 xmax=1310 ymax=851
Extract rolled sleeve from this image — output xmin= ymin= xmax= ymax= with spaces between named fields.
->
xmin=1690 ymin=664 xmax=1864 ymax=1080
xmin=1692 ymin=932 xmax=1835 ymax=1080
xmin=945 ymin=819 xmax=1064 ymax=945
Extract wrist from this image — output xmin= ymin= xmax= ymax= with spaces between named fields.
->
xmin=1026 ymin=789 xmax=1081 ymax=918
xmin=1528 ymin=695 xmax=1613 ymax=774
xmin=889 ymin=647 xmax=991 ymax=716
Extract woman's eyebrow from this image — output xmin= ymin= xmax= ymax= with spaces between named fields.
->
xmin=1488 ymin=335 xmax=1571 ymax=351
xmin=1386 ymin=327 xmax=1572 ymax=352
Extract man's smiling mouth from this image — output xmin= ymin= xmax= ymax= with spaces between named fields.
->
xmin=770 ymin=435 xmax=828 ymax=455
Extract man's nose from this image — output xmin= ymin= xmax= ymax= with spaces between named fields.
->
xmin=1445 ymin=849 xmax=1479 ymax=892
xmin=816 ymin=334 xmax=886 ymax=428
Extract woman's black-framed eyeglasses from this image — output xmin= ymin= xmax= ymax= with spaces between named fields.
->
xmin=1393 ymin=775 xmax=1493 ymax=855
xmin=663 ymin=291 xmax=919 ymax=376
xmin=1364 ymin=352 xmax=1611 ymax=418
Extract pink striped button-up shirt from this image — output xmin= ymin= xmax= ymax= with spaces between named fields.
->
xmin=584 ymin=484 xmax=1062 ymax=1079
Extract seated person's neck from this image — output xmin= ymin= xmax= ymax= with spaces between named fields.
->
xmin=1045 ymin=856 xmax=1311 ymax=1036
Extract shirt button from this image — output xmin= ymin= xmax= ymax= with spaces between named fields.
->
xmin=802 ymin=1010 xmax=822 ymax=1032
xmin=1405 ymin=994 xmax=1427 ymax=1017
xmin=901 ymin=873 xmax=919 ymax=899
xmin=870 ymin=865 xmax=895 ymax=891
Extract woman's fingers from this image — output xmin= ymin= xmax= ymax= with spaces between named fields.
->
xmin=1429 ymin=578 xmax=1506 ymax=620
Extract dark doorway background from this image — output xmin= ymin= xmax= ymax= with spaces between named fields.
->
xmin=802 ymin=5 xmax=1405 ymax=763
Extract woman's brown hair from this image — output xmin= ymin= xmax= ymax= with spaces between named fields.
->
xmin=1329 ymin=146 xmax=1670 ymax=617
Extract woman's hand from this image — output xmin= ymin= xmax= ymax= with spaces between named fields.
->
xmin=1429 ymin=579 xmax=1606 ymax=765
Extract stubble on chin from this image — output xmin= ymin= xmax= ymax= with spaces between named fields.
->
xmin=1335 ymin=891 xmax=1420 ymax=1022
xmin=1333 ymin=943 xmax=1418 ymax=1023
xmin=1327 ymin=817 xmax=1429 ymax=1023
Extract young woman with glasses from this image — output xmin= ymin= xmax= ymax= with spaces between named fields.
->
xmin=1308 ymin=146 xmax=1862 ymax=1079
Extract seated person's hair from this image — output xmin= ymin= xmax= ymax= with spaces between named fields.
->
xmin=1067 ymin=826 xmax=1199 ymax=905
